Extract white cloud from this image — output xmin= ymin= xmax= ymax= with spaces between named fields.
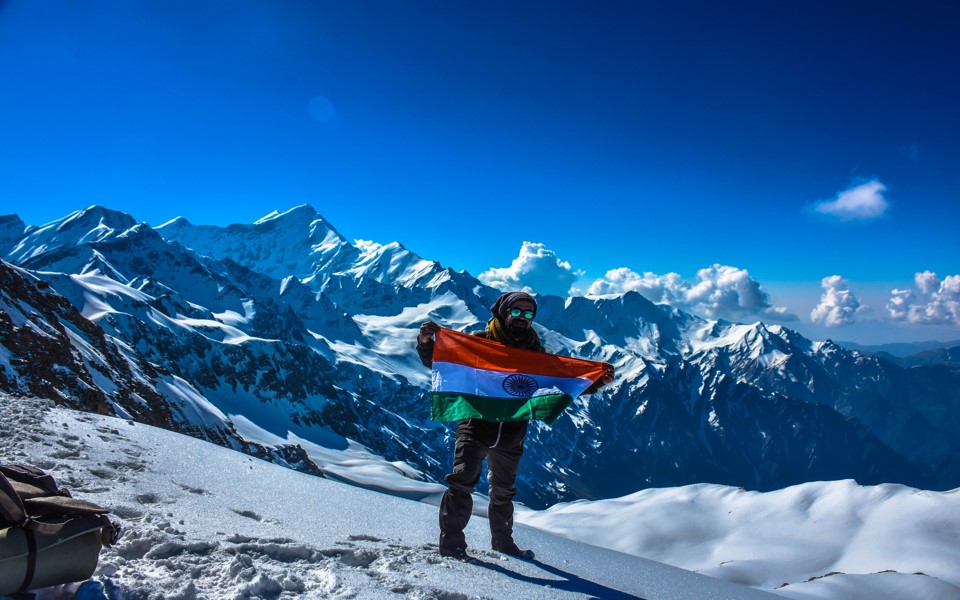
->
xmin=586 ymin=264 xmax=796 ymax=322
xmin=887 ymin=271 xmax=960 ymax=325
xmin=478 ymin=242 xmax=583 ymax=296
xmin=886 ymin=288 xmax=914 ymax=321
xmin=585 ymin=268 xmax=687 ymax=304
xmin=810 ymin=275 xmax=862 ymax=327
xmin=914 ymin=270 xmax=941 ymax=295
xmin=354 ymin=239 xmax=383 ymax=255
xmin=686 ymin=265 xmax=774 ymax=319
xmin=814 ymin=180 xmax=889 ymax=221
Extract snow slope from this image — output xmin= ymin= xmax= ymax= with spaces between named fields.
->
xmin=518 ymin=484 xmax=960 ymax=599
xmin=1 ymin=394 xmax=775 ymax=600
xmin=190 ymin=393 xmax=960 ymax=599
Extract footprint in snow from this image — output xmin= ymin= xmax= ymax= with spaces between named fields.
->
xmin=105 ymin=458 xmax=147 ymax=473
xmin=89 ymin=467 xmax=119 ymax=480
xmin=111 ymin=505 xmax=145 ymax=520
xmin=136 ymin=492 xmax=163 ymax=505
xmin=177 ymin=482 xmax=209 ymax=495
xmin=231 ymin=508 xmax=267 ymax=522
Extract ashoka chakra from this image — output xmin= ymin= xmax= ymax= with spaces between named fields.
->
xmin=503 ymin=374 xmax=538 ymax=397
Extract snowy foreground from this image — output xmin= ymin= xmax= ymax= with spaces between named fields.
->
xmin=2 ymin=396 xmax=958 ymax=600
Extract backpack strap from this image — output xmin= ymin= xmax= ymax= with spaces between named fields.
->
xmin=24 ymin=495 xmax=109 ymax=518
xmin=0 ymin=469 xmax=29 ymax=527
xmin=18 ymin=528 xmax=39 ymax=594
xmin=0 ymin=464 xmax=66 ymax=497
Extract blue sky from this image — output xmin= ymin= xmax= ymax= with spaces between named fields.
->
xmin=1 ymin=1 xmax=958 ymax=344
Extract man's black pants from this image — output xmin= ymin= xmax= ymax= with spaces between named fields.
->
xmin=439 ymin=418 xmax=529 ymax=553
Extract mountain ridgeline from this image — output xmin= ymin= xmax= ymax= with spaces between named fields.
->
xmin=1 ymin=206 xmax=958 ymax=508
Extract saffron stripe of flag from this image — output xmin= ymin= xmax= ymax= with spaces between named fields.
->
xmin=429 ymin=328 xmax=607 ymax=424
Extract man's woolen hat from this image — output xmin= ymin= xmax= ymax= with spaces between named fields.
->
xmin=490 ymin=291 xmax=537 ymax=321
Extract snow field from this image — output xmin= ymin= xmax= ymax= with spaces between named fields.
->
xmin=3 ymin=395 xmax=776 ymax=600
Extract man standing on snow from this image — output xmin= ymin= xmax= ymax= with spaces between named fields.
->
xmin=417 ymin=291 xmax=614 ymax=562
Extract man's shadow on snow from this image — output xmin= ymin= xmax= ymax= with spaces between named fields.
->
xmin=471 ymin=557 xmax=646 ymax=600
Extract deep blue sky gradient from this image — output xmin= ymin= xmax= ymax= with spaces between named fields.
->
xmin=1 ymin=1 xmax=958 ymax=342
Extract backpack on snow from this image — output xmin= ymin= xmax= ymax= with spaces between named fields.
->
xmin=0 ymin=464 xmax=122 ymax=596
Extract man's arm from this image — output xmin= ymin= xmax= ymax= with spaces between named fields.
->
xmin=417 ymin=323 xmax=498 ymax=368
xmin=581 ymin=364 xmax=615 ymax=395
xmin=416 ymin=321 xmax=441 ymax=368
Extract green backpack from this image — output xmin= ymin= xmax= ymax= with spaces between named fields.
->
xmin=0 ymin=464 xmax=121 ymax=595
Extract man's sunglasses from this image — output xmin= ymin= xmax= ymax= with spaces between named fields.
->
xmin=509 ymin=308 xmax=535 ymax=320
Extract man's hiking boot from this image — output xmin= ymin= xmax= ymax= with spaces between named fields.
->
xmin=440 ymin=546 xmax=478 ymax=564
xmin=493 ymin=542 xmax=535 ymax=560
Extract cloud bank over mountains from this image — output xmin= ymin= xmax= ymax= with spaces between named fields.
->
xmin=586 ymin=264 xmax=796 ymax=323
xmin=481 ymin=244 xmax=795 ymax=324
xmin=481 ymin=242 xmax=958 ymax=333
xmin=888 ymin=271 xmax=960 ymax=326
xmin=478 ymin=241 xmax=583 ymax=297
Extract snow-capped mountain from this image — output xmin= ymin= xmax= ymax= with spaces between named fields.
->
xmin=2 ymin=205 xmax=958 ymax=509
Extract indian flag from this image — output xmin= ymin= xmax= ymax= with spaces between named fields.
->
xmin=429 ymin=328 xmax=608 ymax=424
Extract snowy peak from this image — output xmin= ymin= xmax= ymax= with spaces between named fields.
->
xmin=4 ymin=206 xmax=138 ymax=264
xmin=156 ymin=204 xmax=356 ymax=282
xmin=690 ymin=320 xmax=798 ymax=358
xmin=347 ymin=240 xmax=442 ymax=287
xmin=252 ymin=203 xmax=319 ymax=225
xmin=536 ymin=291 xmax=689 ymax=359
xmin=154 ymin=215 xmax=192 ymax=229
xmin=157 ymin=206 xmax=456 ymax=315
xmin=56 ymin=205 xmax=137 ymax=232
xmin=0 ymin=214 xmax=26 ymax=256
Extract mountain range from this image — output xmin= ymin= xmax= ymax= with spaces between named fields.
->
xmin=836 ymin=339 xmax=960 ymax=357
xmin=2 ymin=205 xmax=958 ymax=509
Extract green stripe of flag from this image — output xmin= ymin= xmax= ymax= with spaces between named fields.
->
xmin=430 ymin=391 xmax=574 ymax=424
